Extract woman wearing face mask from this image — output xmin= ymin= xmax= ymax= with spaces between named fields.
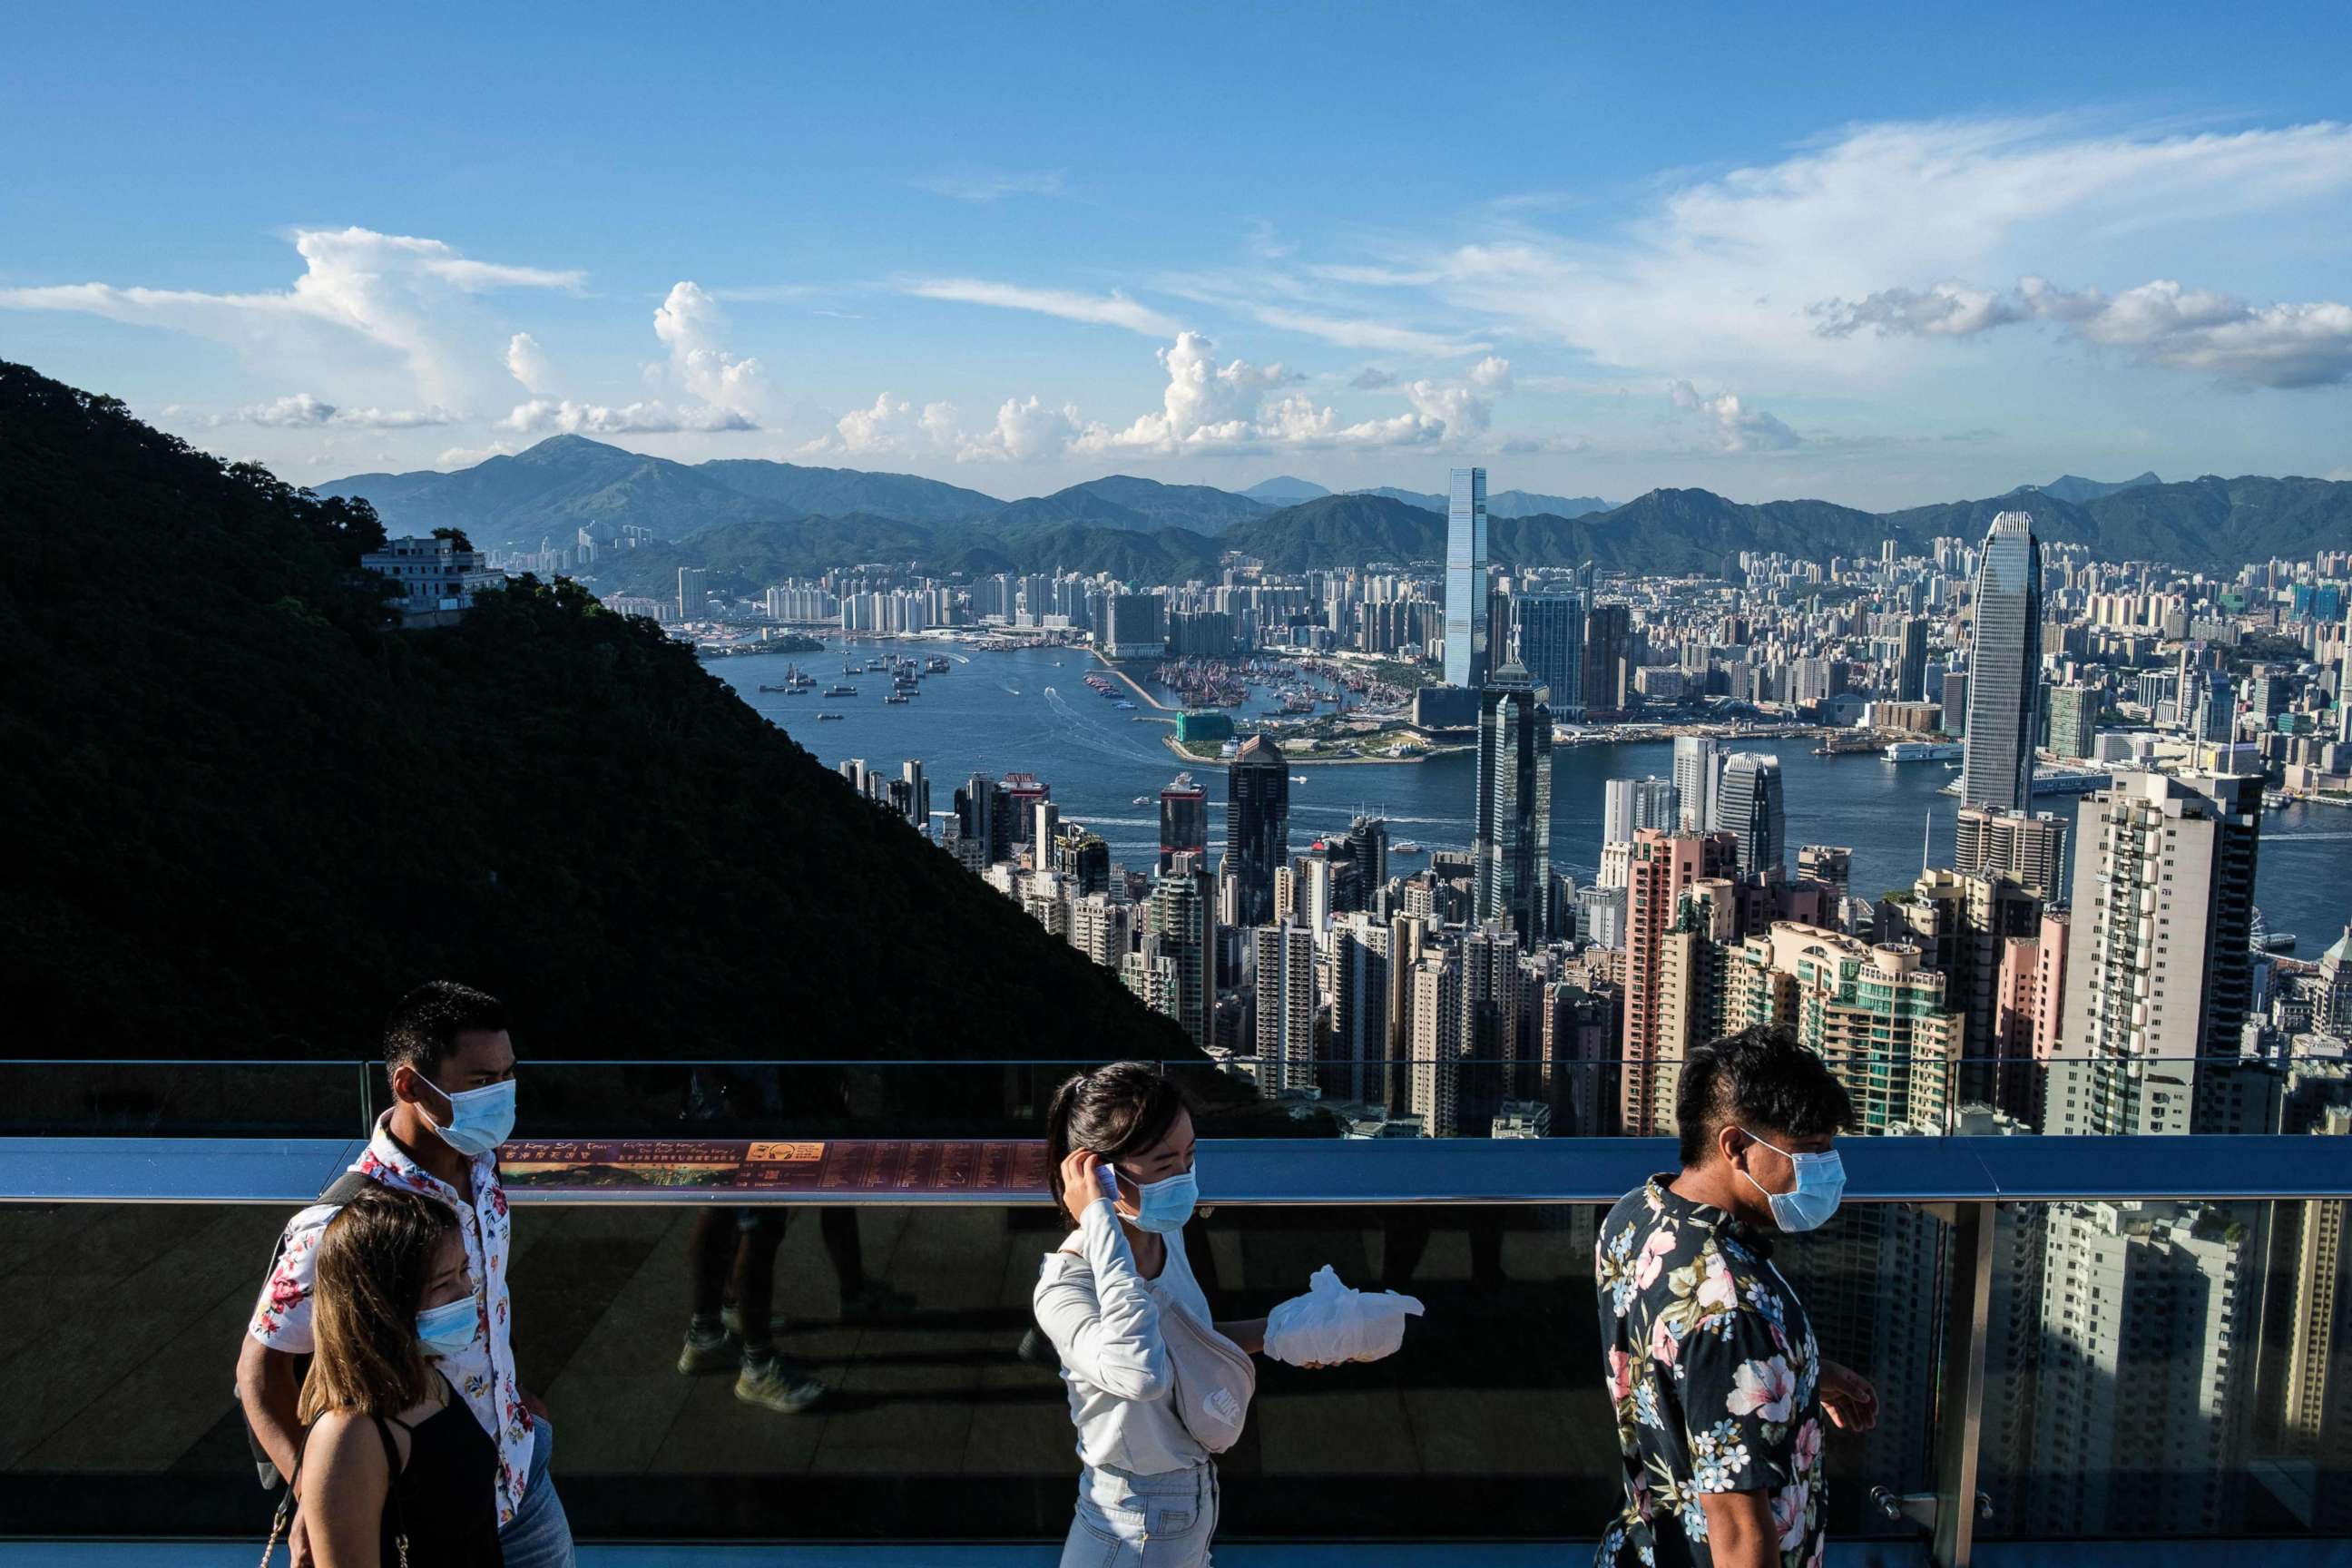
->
xmin=1035 ymin=1062 xmax=1269 ymax=1566
xmin=275 ymin=1185 xmax=503 ymax=1568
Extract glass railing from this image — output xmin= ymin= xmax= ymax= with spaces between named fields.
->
xmin=2 ymin=1054 xmax=2298 ymax=1141
xmin=0 ymin=1131 xmax=2346 ymax=1558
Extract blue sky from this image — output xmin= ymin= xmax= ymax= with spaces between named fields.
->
xmin=4 ymin=1 xmax=2348 ymax=507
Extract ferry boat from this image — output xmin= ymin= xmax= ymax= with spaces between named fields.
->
xmin=824 ymin=685 xmax=858 ymax=698
xmin=817 ymin=712 xmax=846 ymax=721
xmin=1884 ymin=740 xmax=1964 ymax=763
xmin=1393 ymin=842 xmax=1425 ymax=855
xmin=1941 ymin=765 xmax=2109 ymax=798
xmin=1132 ymin=795 xmax=1152 ymax=807
xmin=886 ymin=692 xmax=910 ymax=705
xmin=924 ymin=655 xmax=952 ymax=674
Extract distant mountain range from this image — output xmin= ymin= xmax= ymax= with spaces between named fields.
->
xmin=1348 ymin=485 xmax=1616 ymax=518
xmin=315 ymin=438 xmax=2352 ymax=594
xmin=2030 ymin=472 xmax=2162 ymax=505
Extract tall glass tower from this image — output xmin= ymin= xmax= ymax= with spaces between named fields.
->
xmin=1225 ymin=734 xmax=1290 ymax=926
xmin=1444 ymin=467 xmax=1490 ymax=689
xmin=1474 ymin=662 xmax=1553 ymax=946
xmin=1513 ymin=591 xmax=1584 ymax=716
xmin=1960 ymin=511 xmax=2043 ymax=814
xmin=1716 ymin=752 xmax=1786 ymax=879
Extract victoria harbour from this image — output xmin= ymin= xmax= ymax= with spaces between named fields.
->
xmin=717 ymin=636 xmax=2350 ymax=946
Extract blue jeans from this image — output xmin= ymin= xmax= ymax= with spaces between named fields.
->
xmin=1060 ymin=1461 xmax=1218 ymax=1567
xmin=499 ymin=1416 xmax=576 ymax=1568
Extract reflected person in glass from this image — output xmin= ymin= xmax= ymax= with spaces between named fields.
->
xmin=1034 ymin=1062 xmax=1272 ymax=1567
xmin=1593 ymin=1026 xmax=1879 ymax=1568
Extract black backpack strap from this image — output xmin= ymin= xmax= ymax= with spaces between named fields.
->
xmin=247 ymin=1169 xmax=381 ymax=1490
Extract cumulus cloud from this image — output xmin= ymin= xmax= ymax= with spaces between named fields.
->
xmin=505 ymin=332 xmax=553 ymax=393
xmin=0 ymin=226 xmax=581 ymax=407
xmin=904 ymin=278 xmax=1182 ymax=338
xmin=1467 ymin=354 xmax=1514 ymax=391
xmin=652 ymin=282 xmax=764 ymax=413
xmin=1670 ymin=379 xmax=1801 ymax=452
xmin=957 ymin=396 xmax=1085 ymax=462
xmin=1405 ymin=378 xmax=1492 ymax=436
xmin=500 ymin=399 xmax=757 ymax=436
xmin=1813 ymin=275 xmax=2352 ymax=388
xmin=437 ymin=441 xmax=517 ymax=469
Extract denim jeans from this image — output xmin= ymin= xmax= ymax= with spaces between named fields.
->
xmin=1059 ymin=1461 xmax=1218 ymax=1567
xmin=498 ymin=1416 xmax=577 ymax=1568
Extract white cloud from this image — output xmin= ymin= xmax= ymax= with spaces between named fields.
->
xmin=1814 ymin=275 xmax=2352 ymax=388
xmin=437 ymin=441 xmax=517 ymax=469
xmin=1496 ymin=432 xmax=1593 ymax=456
xmin=0 ymin=226 xmax=581 ymax=407
xmin=1231 ymin=302 xmax=1482 ymax=357
xmin=212 ymin=393 xmax=455 ymax=429
xmin=1405 ymin=378 xmax=1492 ymax=436
xmin=911 ymin=169 xmax=1066 ymax=202
xmin=1419 ymin=118 xmax=2352 ymax=387
xmin=652 ymin=282 xmax=764 ymax=414
xmin=1467 ymin=355 xmax=1514 ymax=391
xmin=505 ymin=332 xmax=553 ymax=393
xmin=905 ymin=278 xmax=1183 ymax=338
xmin=1669 ymin=379 xmax=1800 ymax=452
xmin=1349 ymin=366 xmax=1399 ymax=389
xmin=500 ymin=398 xmax=757 ymax=436
xmin=956 ymin=396 xmax=1085 ymax=462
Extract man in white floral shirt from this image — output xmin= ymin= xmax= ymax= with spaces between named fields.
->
xmin=1593 ymin=1026 xmax=1878 ymax=1568
xmin=235 ymin=982 xmax=574 ymax=1568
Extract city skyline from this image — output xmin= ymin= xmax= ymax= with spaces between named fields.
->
xmin=5 ymin=7 xmax=2351 ymax=505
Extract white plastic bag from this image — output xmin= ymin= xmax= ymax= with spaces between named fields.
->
xmin=1262 ymin=1266 xmax=1426 ymax=1367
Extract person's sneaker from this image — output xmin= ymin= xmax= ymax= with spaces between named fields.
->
xmin=838 ymin=1281 xmax=916 ymax=1322
xmin=676 ymin=1323 xmax=740 ymax=1375
xmin=735 ymin=1356 xmax=826 ymax=1414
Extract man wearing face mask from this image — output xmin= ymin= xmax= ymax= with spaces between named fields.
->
xmin=237 ymin=981 xmax=576 ymax=1568
xmin=1593 ymin=1025 xmax=1878 ymax=1568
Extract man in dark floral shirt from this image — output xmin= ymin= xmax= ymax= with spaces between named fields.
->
xmin=1594 ymin=1026 xmax=1878 ymax=1568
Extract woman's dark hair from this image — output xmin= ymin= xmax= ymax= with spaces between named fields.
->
xmin=1044 ymin=1061 xmax=1191 ymax=1222
xmin=1676 ymin=1024 xmax=1853 ymax=1168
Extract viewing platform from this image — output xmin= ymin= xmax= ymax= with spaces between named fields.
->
xmin=2 ymin=1060 xmax=2347 ymax=1566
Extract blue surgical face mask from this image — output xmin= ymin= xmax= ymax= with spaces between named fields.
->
xmin=416 ymin=1297 xmax=479 ymax=1358
xmin=1129 ymin=1168 xmax=1199 ymax=1234
xmin=1738 ymin=1129 xmax=1845 ymax=1233
xmin=421 ymin=1075 xmax=516 ymax=1158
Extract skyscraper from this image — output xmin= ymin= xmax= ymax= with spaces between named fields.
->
xmin=1602 ymin=776 xmax=1679 ymax=848
xmin=1346 ymin=815 xmax=1391 ymax=898
xmin=1444 ymin=467 xmax=1490 ymax=688
xmin=1157 ymin=771 xmax=1207 ymax=874
xmin=1671 ymin=735 xmax=1720 ymax=832
xmin=2047 ymin=683 xmax=2098 ymax=760
xmin=1715 ymin=752 xmax=1787 ymax=879
xmin=1473 ymin=663 xmax=1553 ymax=947
xmin=1252 ymin=923 xmax=1318 ymax=1093
xmin=1145 ymin=857 xmax=1214 ymax=1052
xmin=1954 ymin=806 xmax=2071 ymax=897
xmin=1514 ymin=591 xmax=1585 ymax=715
xmin=1960 ymin=511 xmax=2043 ymax=814
xmin=1226 ymin=734 xmax=1290 ymax=926
xmin=1621 ymin=828 xmax=1739 ymax=1133
xmin=1898 ymin=615 xmax=1930 ymax=703
xmin=1329 ymin=912 xmax=1396 ymax=1107
xmin=1583 ymin=603 xmax=1632 ymax=717
xmin=2052 ymin=770 xmax=2262 ymax=1136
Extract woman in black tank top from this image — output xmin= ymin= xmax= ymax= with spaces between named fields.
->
xmin=289 ymin=1188 xmax=503 ymax=1567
